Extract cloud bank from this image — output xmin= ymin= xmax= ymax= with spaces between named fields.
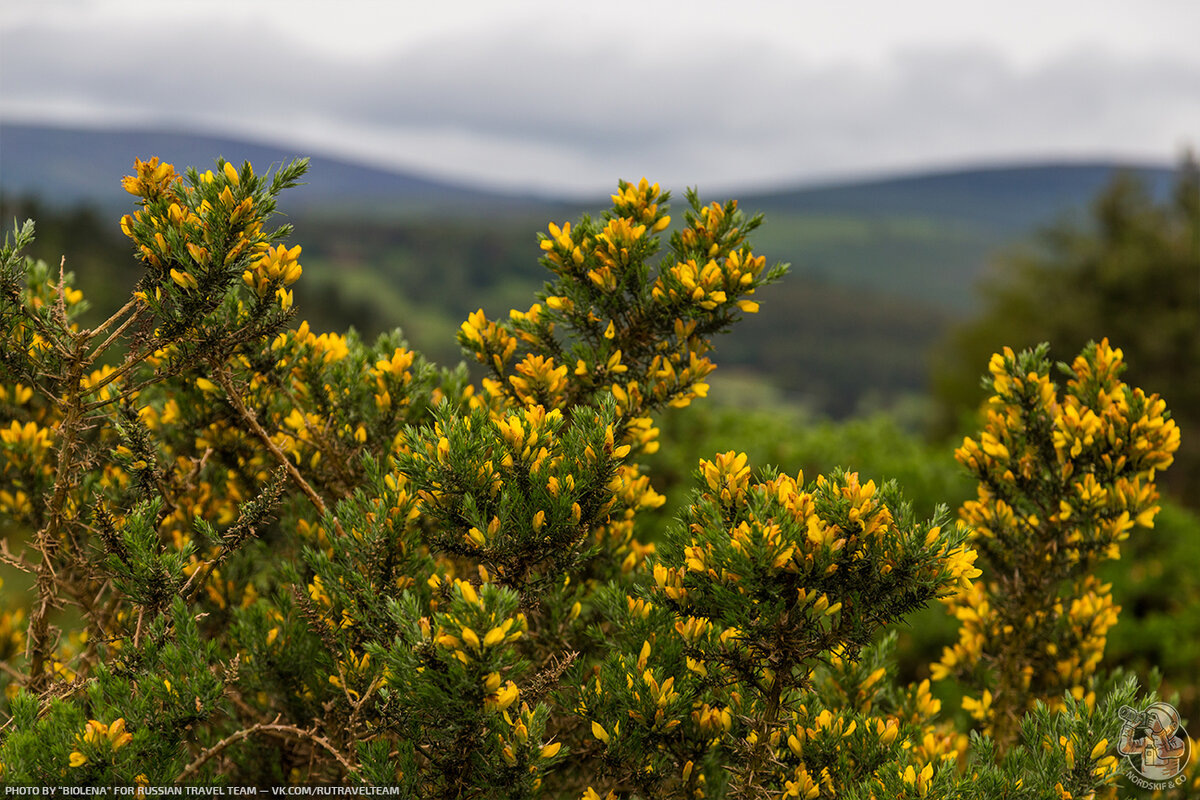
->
xmin=2 ymin=9 xmax=1197 ymax=196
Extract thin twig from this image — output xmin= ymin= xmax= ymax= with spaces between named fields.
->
xmin=54 ymin=257 xmax=70 ymax=327
xmin=347 ymin=673 xmax=387 ymax=734
xmin=22 ymin=258 xmax=79 ymax=361
xmin=17 ymin=373 xmax=66 ymax=411
xmin=174 ymin=717 xmax=360 ymax=784
xmin=0 ymin=539 xmax=35 ymax=573
xmin=84 ymin=296 xmax=142 ymax=343
xmin=134 ymin=607 xmax=145 ymax=650
xmin=0 ymin=659 xmax=25 ymax=683
xmin=78 ymin=322 xmax=150 ymax=402
xmin=91 ymin=306 xmax=143 ymax=359
xmin=213 ymin=366 xmax=345 ymax=537
xmin=180 ymin=558 xmax=221 ymax=605
xmin=79 ymin=353 xmax=157 ymax=414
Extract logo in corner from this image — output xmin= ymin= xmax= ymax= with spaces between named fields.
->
xmin=1117 ymin=701 xmax=1190 ymax=789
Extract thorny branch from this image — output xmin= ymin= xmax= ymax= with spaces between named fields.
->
xmin=213 ymin=366 xmax=346 ymax=538
xmin=174 ymin=718 xmax=360 ymax=785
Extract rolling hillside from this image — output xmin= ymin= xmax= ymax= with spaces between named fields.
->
xmin=1 ymin=122 xmax=1173 ymax=226
xmin=747 ymin=163 xmax=1175 ymax=231
xmin=740 ymin=162 xmax=1174 ymax=310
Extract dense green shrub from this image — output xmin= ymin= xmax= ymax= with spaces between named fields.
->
xmin=647 ymin=399 xmax=1200 ymax=730
xmin=0 ymin=158 xmax=1192 ymax=798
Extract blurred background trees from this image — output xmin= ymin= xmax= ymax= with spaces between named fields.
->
xmin=933 ymin=154 xmax=1199 ymax=501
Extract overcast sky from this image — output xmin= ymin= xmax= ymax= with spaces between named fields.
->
xmin=2 ymin=0 xmax=1198 ymax=196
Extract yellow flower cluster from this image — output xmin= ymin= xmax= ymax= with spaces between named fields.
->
xmin=120 ymin=158 xmax=278 ymax=308
xmin=651 ymin=247 xmax=765 ymax=315
xmin=0 ymin=382 xmax=57 ymax=524
xmin=68 ymin=718 xmax=133 ymax=768
xmin=121 ymin=157 xmax=178 ymax=200
xmin=507 ymin=354 xmax=568 ymax=408
xmin=460 ymin=309 xmax=519 ymax=376
xmin=243 ymin=243 xmax=303 ymax=308
xmin=2 ymin=420 xmax=53 ymax=463
xmin=610 ymin=178 xmax=673 ymax=228
xmin=430 ymin=579 xmax=526 ymax=666
xmin=468 ymin=180 xmax=772 ymax=435
xmin=956 ymin=340 xmax=1178 ymax=567
xmin=940 ymin=340 xmax=1180 ymax=744
xmin=678 ymin=455 xmax=980 ymax=608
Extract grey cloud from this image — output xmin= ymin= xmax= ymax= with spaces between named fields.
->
xmin=2 ymin=16 xmax=1196 ymax=193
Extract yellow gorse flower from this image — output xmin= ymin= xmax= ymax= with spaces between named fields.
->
xmin=69 ymin=718 xmax=133 ymax=767
xmin=244 ymin=243 xmax=303 ymax=297
xmin=121 ymin=157 xmax=178 ymax=199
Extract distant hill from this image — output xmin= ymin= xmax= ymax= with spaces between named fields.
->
xmin=1 ymin=121 xmax=1177 ymax=311
xmin=740 ymin=163 xmax=1176 ymax=311
xmin=0 ymin=122 xmax=561 ymax=218
xmin=746 ymin=162 xmax=1174 ymax=233
xmin=1 ymin=122 xmax=1174 ymax=226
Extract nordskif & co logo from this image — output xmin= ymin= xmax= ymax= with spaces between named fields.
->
xmin=1117 ymin=701 xmax=1190 ymax=791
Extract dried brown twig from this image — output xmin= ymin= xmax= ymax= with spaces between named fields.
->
xmin=174 ymin=716 xmax=360 ymax=784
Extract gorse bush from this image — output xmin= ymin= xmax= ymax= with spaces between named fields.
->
xmin=936 ymin=343 xmax=1180 ymax=748
xmin=0 ymin=157 xmax=1190 ymax=798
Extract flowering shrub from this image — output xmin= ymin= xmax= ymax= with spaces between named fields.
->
xmin=0 ymin=158 xmax=1189 ymax=797
xmin=935 ymin=342 xmax=1181 ymax=748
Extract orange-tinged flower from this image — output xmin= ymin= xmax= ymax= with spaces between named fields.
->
xmin=170 ymin=269 xmax=198 ymax=290
xmin=121 ymin=157 xmax=178 ymax=199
